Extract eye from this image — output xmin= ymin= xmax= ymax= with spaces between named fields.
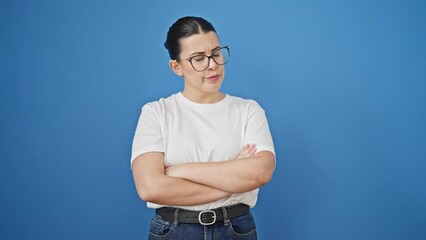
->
xmin=192 ymin=56 xmax=205 ymax=62
xmin=212 ymin=50 xmax=222 ymax=57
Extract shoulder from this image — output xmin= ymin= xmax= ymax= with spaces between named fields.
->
xmin=141 ymin=93 xmax=180 ymax=112
xmin=226 ymin=94 xmax=264 ymax=112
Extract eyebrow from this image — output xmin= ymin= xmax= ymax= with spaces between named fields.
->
xmin=188 ymin=46 xmax=221 ymax=57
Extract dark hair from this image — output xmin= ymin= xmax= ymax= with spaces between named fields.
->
xmin=164 ymin=16 xmax=217 ymax=60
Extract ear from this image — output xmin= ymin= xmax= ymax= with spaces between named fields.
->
xmin=169 ymin=60 xmax=183 ymax=77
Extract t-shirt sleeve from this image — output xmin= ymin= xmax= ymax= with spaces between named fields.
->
xmin=245 ymin=100 xmax=275 ymax=156
xmin=130 ymin=104 xmax=164 ymax=168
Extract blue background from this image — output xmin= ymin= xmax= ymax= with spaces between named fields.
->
xmin=1 ymin=0 xmax=425 ymax=239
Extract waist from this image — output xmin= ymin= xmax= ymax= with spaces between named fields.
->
xmin=155 ymin=203 xmax=250 ymax=225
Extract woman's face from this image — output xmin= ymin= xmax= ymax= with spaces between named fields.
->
xmin=171 ymin=31 xmax=225 ymax=99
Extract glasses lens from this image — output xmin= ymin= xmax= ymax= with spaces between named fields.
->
xmin=213 ymin=47 xmax=229 ymax=65
xmin=190 ymin=47 xmax=230 ymax=71
xmin=191 ymin=55 xmax=209 ymax=71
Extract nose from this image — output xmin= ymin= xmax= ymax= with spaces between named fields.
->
xmin=207 ymin=57 xmax=218 ymax=70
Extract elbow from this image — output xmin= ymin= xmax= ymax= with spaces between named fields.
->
xmin=138 ymin=187 xmax=155 ymax=203
xmin=235 ymin=169 xmax=272 ymax=193
xmin=256 ymin=169 xmax=273 ymax=187
xmin=136 ymin=180 xmax=161 ymax=203
xmin=138 ymin=186 xmax=163 ymax=203
xmin=255 ymin=156 xmax=275 ymax=187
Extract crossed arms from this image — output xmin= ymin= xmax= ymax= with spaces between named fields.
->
xmin=132 ymin=144 xmax=275 ymax=206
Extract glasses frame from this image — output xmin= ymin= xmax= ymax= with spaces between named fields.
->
xmin=177 ymin=46 xmax=230 ymax=72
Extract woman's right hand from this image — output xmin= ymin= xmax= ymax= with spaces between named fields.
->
xmin=236 ymin=144 xmax=257 ymax=159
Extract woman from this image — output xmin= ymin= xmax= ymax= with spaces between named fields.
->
xmin=131 ymin=16 xmax=275 ymax=240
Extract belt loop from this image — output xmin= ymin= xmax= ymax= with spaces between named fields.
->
xmin=221 ymin=207 xmax=230 ymax=226
xmin=173 ymin=208 xmax=180 ymax=227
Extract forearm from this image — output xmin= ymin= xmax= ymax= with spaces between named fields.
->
xmin=166 ymin=151 xmax=275 ymax=193
xmin=138 ymin=173 xmax=231 ymax=206
xmin=132 ymin=152 xmax=231 ymax=207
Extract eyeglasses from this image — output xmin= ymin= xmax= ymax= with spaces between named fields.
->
xmin=178 ymin=46 xmax=230 ymax=72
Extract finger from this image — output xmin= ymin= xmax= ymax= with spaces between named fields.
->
xmin=247 ymin=144 xmax=257 ymax=157
xmin=249 ymin=147 xmax=257 ymax=156
xmin=245 ymin=144 xmax=254 ymax=152
xmin=236 ymin=144 xmax=249 ymax=159
xmin=240 ymin=144 xmax=256 ymax=158
xmin=240 ymin=145 xmax=252 ymax=157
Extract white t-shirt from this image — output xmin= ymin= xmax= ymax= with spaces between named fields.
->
xmin=131 ymin=92 xmax=275 ymax=210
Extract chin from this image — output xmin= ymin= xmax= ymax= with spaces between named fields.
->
xmin=201 ymin=86 xmax=220 ymax=95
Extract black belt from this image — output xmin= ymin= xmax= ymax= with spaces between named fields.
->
xmin=156 ymin=204 xmax=249 ymax=225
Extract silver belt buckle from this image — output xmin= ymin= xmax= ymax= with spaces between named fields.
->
xmin=198 ymin=210 xmax=216 ymax=225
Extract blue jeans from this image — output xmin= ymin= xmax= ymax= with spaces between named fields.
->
xmin=148 ymin=210 xmax=257 ymax=240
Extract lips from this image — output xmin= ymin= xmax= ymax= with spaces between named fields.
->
xmin=207 ymin=74 xmax=220 ymax=81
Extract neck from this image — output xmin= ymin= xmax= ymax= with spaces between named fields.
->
xmin=181 ymin=90 xmax=225 ymax=104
